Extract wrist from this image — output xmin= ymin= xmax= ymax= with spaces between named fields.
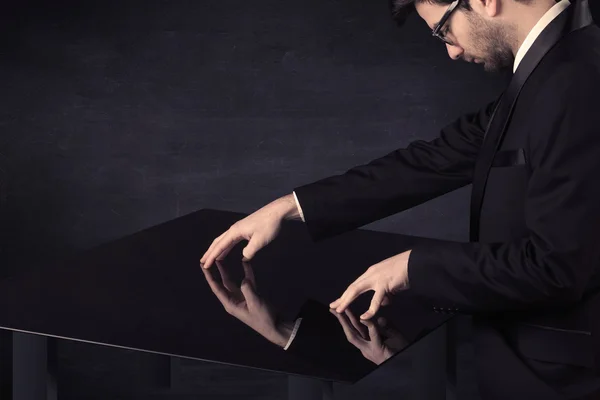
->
xmin=273 ymin=320 xmax=295 ymax=348
xmin=274 ymin=194 xmax=301 ymax=221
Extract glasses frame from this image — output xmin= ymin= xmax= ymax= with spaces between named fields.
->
xmin=432 ymin=0 xmax=461 ymax=45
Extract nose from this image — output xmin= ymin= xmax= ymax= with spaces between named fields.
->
xmin=446 ymin=44 xmax=463 ymax=60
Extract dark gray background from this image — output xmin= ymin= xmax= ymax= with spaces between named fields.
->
xmin=2 ymin=0 xmax=594 ymax=398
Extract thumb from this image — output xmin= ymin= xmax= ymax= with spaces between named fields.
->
xmin=361 ymin=290 xmax=385 ymax=320
xmin=240 ymin=279 xmax=258 ymax=307
xmin=361 ymin=319 xmax=382 ymax=345
xmin=242 ymin=237 xmax=262 ymax=261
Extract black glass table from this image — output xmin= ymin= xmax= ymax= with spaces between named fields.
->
xmin=0 ymin=208 xmax=454 ymax=399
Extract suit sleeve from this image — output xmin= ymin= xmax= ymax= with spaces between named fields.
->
xmin=292 ymin=94 xmax=502 ymax=242
xmin=407 ymin=65 xmax=600 ymax=313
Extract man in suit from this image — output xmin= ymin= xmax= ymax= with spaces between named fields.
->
xmin=201 ymin=0 xmax=600 ymax=398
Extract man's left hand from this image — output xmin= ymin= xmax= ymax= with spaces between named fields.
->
xmin=329 ymin=250 xmax=412 ymax=320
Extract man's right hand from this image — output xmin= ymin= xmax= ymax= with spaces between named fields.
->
xmin=200 ymin=193 xmax=301 ymax=269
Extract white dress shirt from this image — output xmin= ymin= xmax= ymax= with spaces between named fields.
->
xmin=284 ymin=0 xmax=571 ymax=351
xmin=513 ymin=0 xmax=571 ymax=73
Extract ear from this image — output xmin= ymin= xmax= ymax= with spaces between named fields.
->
xmin=470 ymin=0 xmax=500 ymax=18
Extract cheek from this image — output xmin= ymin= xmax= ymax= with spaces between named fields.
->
xmin=451 ymin=25 xmax=471 ymax=50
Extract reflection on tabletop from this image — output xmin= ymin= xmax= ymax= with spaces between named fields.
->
xmin=201 ymin=259 xmax=410 ymax=375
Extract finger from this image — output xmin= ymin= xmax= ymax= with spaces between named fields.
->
xmin=201 ymin=265 xmax=232 ymax=307
xmin=360 ymin=318 xmax=383 ymax=346
xmin=242 ymin=236 xmax=263 ymax=261
xmin=377 ymin=317 xmax=403 ymax=339
xmin=376 ymin=316 xmax=391 ymax=338
xmin=239 ymin=279 xmax=259 ymax=309
xmin=214 ymin=231 xmax=245 ymax=262
xmin=360 ymin=290 xmax=386 ymax=320
xmin=381 ymin=295 xmax=391 ymax=306
xmin=330 ymin=309 xmax=363 ymax=347
xmin=200 ymin=231 xmax=227 ymax=264
xmin=329 ymin=297 xmax=342 ymax=309
xmin=242 ymin=261 xmax=257 ymax=290
xmin=215 ymin=242 xmax=236 ymax=261
xmin=344 ymin=309 xmax=368 ymax=340
xmin=202 ymin=230 xmax=245 ymax=269
xmin=215 ymin=260 xmax=236 ymax=293
xmin=332 ymin=278 xmax=371 ymax=313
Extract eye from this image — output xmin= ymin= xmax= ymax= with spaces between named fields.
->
xmin=443 ymin=27 xmax=455 ymax=45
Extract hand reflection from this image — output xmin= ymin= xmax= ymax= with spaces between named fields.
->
xmin=201 ymin=260 xmax=295 ymax=348
xmin=330 ymin=308 xmax=408 ymax=365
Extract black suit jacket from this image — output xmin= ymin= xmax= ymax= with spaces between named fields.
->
xmin=293 ymin=3 xmax=600 ymax=399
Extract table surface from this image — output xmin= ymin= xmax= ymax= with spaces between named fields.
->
xmin=0 ymin=208 xmax=451 ymax=383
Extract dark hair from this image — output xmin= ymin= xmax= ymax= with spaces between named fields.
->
xmin=389 ymin=0 xmax=472 ymax=26
xmin=389 ymin=0 xmax=536 ymax=27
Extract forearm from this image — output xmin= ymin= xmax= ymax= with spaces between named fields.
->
xmin=407 ymin=238 xmax=597 ymax=313
xmin=292 ymin=95 xmax=501 ymax=242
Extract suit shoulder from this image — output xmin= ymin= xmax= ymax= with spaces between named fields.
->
xmin=535 ymin=61 xmax=600 ymax=102
xmin=536 ymin=25 xmax=600 ymax=94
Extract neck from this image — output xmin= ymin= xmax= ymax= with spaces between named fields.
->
xmin=510 ymin=0 xmax=558 ymax=55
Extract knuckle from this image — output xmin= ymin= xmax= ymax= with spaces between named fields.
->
xmin=347 ymin=335 xmax=359 ymax=345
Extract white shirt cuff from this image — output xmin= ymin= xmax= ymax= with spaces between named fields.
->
xmin=283 ymin=318 xmax=303 ymax=350
xmin=292 ymin=191 xmax=305 ymax=222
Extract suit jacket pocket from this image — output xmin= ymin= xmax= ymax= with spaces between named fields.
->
xmin=491 ymin=148 xmax=526 ymax=168
xmin=506 ymin=322 xmax=594 ymax=368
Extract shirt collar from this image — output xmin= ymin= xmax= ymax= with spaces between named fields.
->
xmin=513 ymin=0 xmax=571 ymax=73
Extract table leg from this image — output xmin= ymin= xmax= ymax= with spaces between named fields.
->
xmin=12 ymin=332 xmax=56 ymax=400
xmin=0 ymin=330 xmax=13 ymax=398
xmin=169 ymin=356 xmax=182 ymax=389
xmin=46 ymin=338 xmax=57 ymax=400
xmin=287 ymin=375 xmax=333 ymax=400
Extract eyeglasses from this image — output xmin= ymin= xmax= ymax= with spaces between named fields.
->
xmin=432 ymin=0 xmax=461 ymax=45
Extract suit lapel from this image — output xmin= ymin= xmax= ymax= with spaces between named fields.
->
xmin=468 ymin=0 xmax=593 ymax=242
